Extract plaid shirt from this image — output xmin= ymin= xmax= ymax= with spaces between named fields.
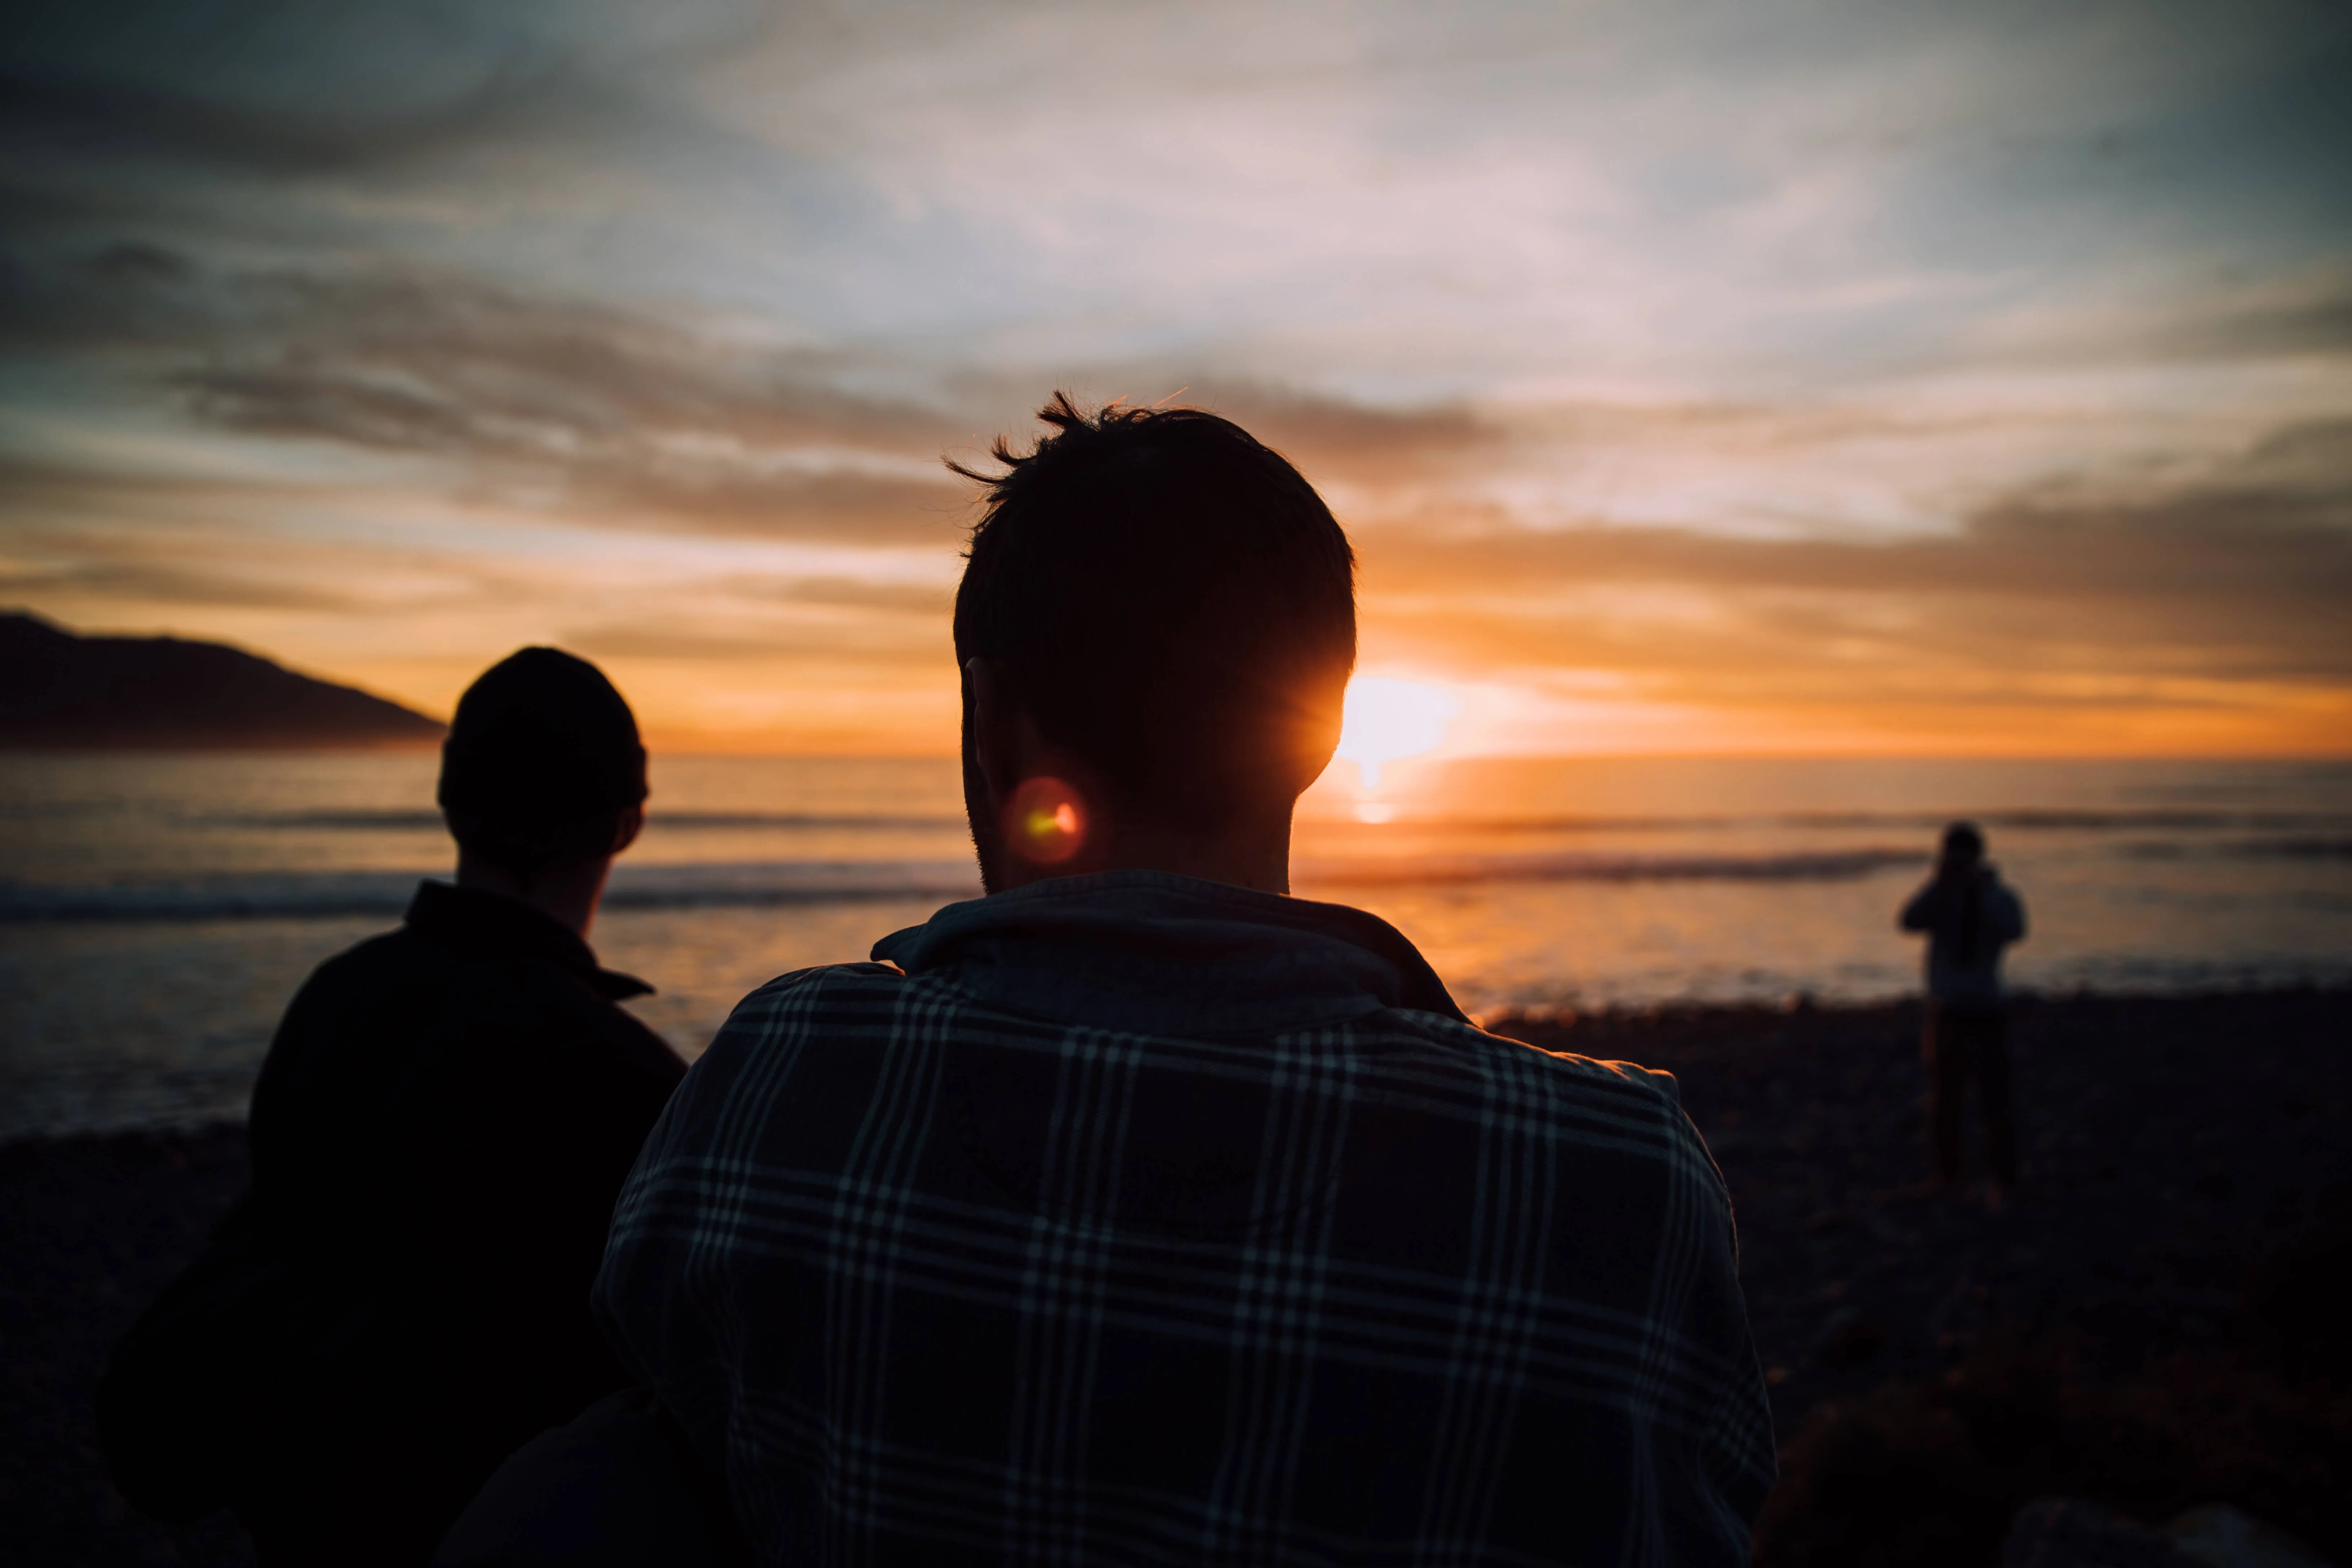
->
xmin=597 ymin=871 xmax=1773 ymax=1566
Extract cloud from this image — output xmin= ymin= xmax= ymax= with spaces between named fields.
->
xmin=0 ymin=557 xmax=357 ymax=613
xmin=1353 ymin=421 xmax=2352 ymax=725
xmin=0 ymin=0 xmax=714 ymax=181
xmin=3 ymin=237 xmax=1544 ymax=544
xmin=0 ymin=65 xmax=505 ymax=177
xmin=560 ymin=614 xmax=945 ymax=667
xmin=1 ymin=244 xmax=982 ymax=544
xmin=756 ymin=576 xmax=952 ymax=614
xmin=3 ymin=0 xmax=2349 ymax=751
xmin=2151 ymin=274 xmax=2352 ymax=363
xmin=1157 ymin=382 xmax=1502 ymax=490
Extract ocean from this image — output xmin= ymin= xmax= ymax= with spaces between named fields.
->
xmin=3 ymin=752 xmax=2348 ymax=1141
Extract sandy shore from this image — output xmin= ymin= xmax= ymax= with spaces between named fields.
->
xmin=1499 ymin=988 xmax=2352 ymax=1427
xmin=1 ymin=1122 xmax=252 ymax=1564
xmin=4 ymin=987 xmax=2347 ymax=1565
xmin=1496 ymin=987 xmax=2352 ymax=1565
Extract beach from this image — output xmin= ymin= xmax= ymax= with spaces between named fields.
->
xmin=9 ymin=753 xmax=2352 ymax=1145
xmin=5 ymin=985 xmax=2346 ymax=1566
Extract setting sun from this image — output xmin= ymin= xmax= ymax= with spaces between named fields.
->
xmin=1335 ymin=677 xmax=1463 ymax=791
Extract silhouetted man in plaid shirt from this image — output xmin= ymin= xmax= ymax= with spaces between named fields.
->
xmin=596 ymin=395 xmax=1774 ymax=1565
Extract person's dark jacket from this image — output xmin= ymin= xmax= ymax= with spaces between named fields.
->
xmin=229 ymin=880 xmax=686 ymax=1564
xmin=1899 ymin=865 xmax=2027 ymax=1007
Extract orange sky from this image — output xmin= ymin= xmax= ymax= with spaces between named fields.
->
xmin=4 ymin=1 xmax=2348 ymax=756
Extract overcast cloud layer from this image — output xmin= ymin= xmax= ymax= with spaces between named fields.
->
xmin=3 ymin=0 xmax=2348 ymax=752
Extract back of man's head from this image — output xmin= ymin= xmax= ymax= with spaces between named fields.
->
xmin=1941 ymin=820 xmax=1986 ymax=868
xmin=952 ymin=394 xmax=1357 ymax=828
xmin=438 ymin=648 xmax=647 ymax=876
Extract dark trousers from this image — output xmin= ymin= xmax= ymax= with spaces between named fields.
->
xmin=1925 ymin=1004 xmax=2018 ymax=1190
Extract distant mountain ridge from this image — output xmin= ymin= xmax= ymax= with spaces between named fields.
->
xmin=0 ymin=611 xmax=445 ymax=750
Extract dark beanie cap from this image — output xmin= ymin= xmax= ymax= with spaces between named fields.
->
xmin=437 ymin=648 xmax=647 ymax=824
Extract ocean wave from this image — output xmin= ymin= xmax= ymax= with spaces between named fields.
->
xmin=173 ymin=805 xmax=2352 ymax=842
xmin=1307 ymin=808 xmax=2352 ymax=836
xmin=198 ymin=809 xmax=968 ymax=832
xmin=0 ymin=871 xmax=428 ymax=922
xmin=2226 ymin=836 xmax=2352 ymax=861
xmin=194 ymin=810 xmax=446 ymax=830
xmin=0 ymin=844 xmax=1936 ymax=922
xmin=0 ymin=862 xmax=985 ymax=923
xmin=2117 ymin=835 xmax=2352 ymax=863
xmin=1293 ymin=848 xmax=1923 ymax=887
xmin=1842 ymin=808 xmax=2352 ymax=833
xmin=606 ymin=862 xmax=983 ymax=909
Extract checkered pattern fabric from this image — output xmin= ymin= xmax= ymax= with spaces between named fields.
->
xmin=597 ymin=876 xmax=1773 ymax=1567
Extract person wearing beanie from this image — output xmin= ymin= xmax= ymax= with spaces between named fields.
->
xmin=98 ymin=650 xmax=687 ymax=1566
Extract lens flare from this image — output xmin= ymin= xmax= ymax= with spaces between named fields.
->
xmin=1335 ymin=677 xmax=1462 ymax=791
xmin=1005 ymin=775 xmax=1087 ymax=865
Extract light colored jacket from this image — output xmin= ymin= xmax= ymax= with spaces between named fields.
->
xmin=1900 ymin=865 xmax=2027 ymax=1006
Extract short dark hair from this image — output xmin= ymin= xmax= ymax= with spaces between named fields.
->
xmin=951 ymin=394 xmax=1357 ymax=822
xmin=438 ymin=648 xmax=647 ymax=874
xmin=1941 ymin=821 xmax=1985 ymax=864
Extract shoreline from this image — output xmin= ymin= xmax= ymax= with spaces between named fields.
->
xmin=5 ymin=986 xmax=2348 ymax=1564
xmin=10 ymin=979 xmax=2348 ymax=1149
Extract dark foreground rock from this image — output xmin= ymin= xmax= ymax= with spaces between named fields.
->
xmin=0 ymin=1128 xmax=253 ymax=1565
xmin=3 ymin=988 xmax=2346 ymax=1564
xmin=1499 ymin=987 xmax=2352 ymax=1567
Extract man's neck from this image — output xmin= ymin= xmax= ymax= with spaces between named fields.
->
xmin=1094 ymin=814 xmax=1295 ymax=895
xmin=454 ymin=851 xmax=614 ymax=938
xmin=986 ymin=806 xmax=1297 ymax=897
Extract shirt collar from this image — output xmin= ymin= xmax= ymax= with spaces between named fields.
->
xmin=404 ymin=880 xmax=654 ymax=1001
xmin=872 ymin=869 xmax=1465 ymax=1036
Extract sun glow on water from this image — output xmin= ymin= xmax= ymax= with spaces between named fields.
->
xmin=1335 ymin=677 xmax=1462 ymax=795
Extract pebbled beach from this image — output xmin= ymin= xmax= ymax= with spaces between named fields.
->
xmin=1498 ymin=987 xmax=2352 ymax=1429
xmin=4 ymin=987 xmax=2347 ymax=1566
xmin=1500 ymin=987 xmax=2352 ymax=1566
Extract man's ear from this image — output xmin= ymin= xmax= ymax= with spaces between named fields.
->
xmin=609 ymin=803 xmax=646 ymax=857
xmin=965 ymin=657 xmax=1018 ymax=801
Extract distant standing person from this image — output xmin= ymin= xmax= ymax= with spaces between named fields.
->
xmin=100 ymin=649 xmax=687 ymax=1565
xmin=1900 ymin=821 xmax=2028 ymax=1203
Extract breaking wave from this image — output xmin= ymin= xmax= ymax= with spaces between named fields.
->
xmin=0 ymin=862 xmax=987 ymax=923
xmin=1307 ymin=808 xmax=2352 ymax=836
xmin=197 ymin=809 xmax=968 ymax=832
xmin=1293 ymin=848 xmax=1923 ymax=887
xmin=184 ymin=806 xmax=2352 ymax=836
xmin=0 ymin=845 xmax=1958 ymax=923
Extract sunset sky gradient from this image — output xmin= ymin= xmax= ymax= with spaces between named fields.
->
xmin=3 ymin=0 xmax=2348 ymax=755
